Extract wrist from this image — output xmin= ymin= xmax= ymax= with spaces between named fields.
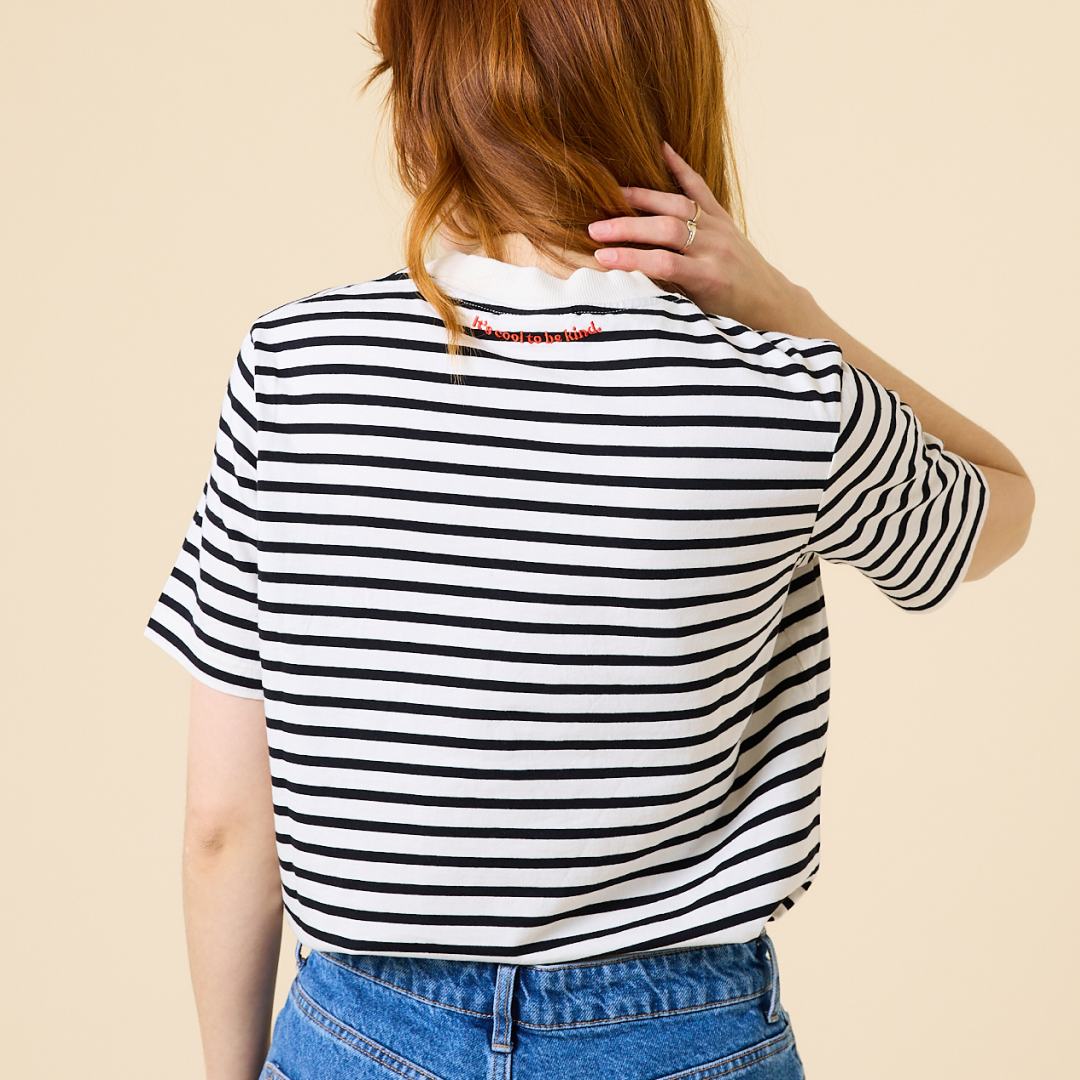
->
xmin=772 ymin=283 xmax=836 ymax=341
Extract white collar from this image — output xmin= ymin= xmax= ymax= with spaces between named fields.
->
xmin=426 ymin=250 xmax=673 ymax=308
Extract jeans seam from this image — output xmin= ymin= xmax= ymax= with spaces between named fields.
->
xmin=291 ymin=980 xmax=446 ymax=1080
xmin=316 ymin=952 xmax=766 ymax=1026
xmin=531 ymin=943 xmax=738 ymax=971
xmin=316 ymin=952 xmax=492 ymax=1020
xmin=661 ymin=1026 xmax=795 ymax=1080
xmin=515 ymin=987 xmax=768 ymax=1030
xmin=311 ymin=953 xmax=774 ymax=1032
xmin=703 ymin=1030 xmax=795 ymax=1079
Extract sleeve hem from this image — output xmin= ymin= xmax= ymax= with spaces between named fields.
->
xmin=884 ymin=460 xmax=991 ymax=615
xmin=143 ymin=622 xmax=264 ymax=700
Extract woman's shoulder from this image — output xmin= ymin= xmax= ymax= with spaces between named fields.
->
xmin=702 ymin=311 xmax=842 ymax=365
xmin=692 ymin=311 xmax=846 ymax=400
xmin=249 ymin=267 xmax=416 ymax=336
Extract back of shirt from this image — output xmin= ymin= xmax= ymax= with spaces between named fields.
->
xmin=145 ymin=251 xmax=987 ymax=962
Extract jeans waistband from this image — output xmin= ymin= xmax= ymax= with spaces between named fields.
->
xmin=314 ymin=937 xmax=774 ymax=1029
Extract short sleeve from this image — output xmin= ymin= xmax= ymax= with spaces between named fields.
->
xmin=144 ymin=335 xmax=263 ymax=697
xmin=807 ymin=361 xmax=989 ymax=611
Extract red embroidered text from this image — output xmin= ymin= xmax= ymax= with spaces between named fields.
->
xmin=471 ymin=316 xmax=602 ymax=344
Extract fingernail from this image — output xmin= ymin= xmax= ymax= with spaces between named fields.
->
xmin=594 ymin=248 xmax=617 ymax=264
xmin=588 ymin=221 xmax=611 ymax=237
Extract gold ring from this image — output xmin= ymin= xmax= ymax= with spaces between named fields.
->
xmin=680 ymin=200 xmax=701 ymax=251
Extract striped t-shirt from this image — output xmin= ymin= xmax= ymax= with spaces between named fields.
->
xmin=145 ymin=250 xmax=988 ymax=963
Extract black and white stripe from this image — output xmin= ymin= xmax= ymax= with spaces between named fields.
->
xmin=145 ymin=252 xmax=987 ymax=962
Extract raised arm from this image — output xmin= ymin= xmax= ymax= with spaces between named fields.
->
xmin=588 ymin=141 xmax=1034 ymax=582
xmin=184 ymin=677 xmax=282 ymax=1080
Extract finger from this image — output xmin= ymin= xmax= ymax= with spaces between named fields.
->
xmin=617 ymin=186 xmax=699 ymax=223
xmin=660 ymin=141 xmax=724 ymax=214
xmin=588 ymin=213 xmax=696 ymax=251
xmin=593 ymin=244 xmax=690 ymax=285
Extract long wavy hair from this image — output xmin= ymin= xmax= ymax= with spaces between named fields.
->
xmin=359 ymin=0 xmax=743 ymax=358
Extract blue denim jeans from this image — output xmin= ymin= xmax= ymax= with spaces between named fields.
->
xmin=262 ymin=935 xmax=805 ymax=1080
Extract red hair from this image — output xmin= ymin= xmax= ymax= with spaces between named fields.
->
xmin=360 ymin=0 xmax=743 ymax=357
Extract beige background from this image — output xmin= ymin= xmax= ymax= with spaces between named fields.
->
xmin=1 ymin=1 xmax=1076 ymax=1076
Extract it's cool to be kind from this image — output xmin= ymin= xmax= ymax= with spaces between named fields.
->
xmin=472 ymin=315 xmax=602 ymax=344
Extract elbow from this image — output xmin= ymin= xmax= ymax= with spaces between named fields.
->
xmin=182 ymin=809 xmax=281 ymax=907
xmin=183 ymin=814 xmax=238 ymax=863
xmin=183 ymin=803 xmax=274 ymax=865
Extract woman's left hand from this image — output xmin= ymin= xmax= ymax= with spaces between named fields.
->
xmin=588 ymin=141 xmax=809 ymax=332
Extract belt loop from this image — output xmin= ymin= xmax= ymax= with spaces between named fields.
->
xmin=295 ymin=940 xmax=307 ymax=972
xmin=760 ymin=934 xmax=780 ymax=1023
xmin=491 ymin=964 xmax=518 ymax=1053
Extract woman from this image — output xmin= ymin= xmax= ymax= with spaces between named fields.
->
xmin=145 ymin=2 xmax=1034 ymax=1078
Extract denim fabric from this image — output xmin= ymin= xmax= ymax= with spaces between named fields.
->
xmin=262 ymin=935 xmax=805 ymax=1080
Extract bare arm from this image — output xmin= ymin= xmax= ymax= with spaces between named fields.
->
xmin=589 ymin=142 xmax=1035 ymax=581
xmin=184 ymin=677 xmax=282 ymax=1080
